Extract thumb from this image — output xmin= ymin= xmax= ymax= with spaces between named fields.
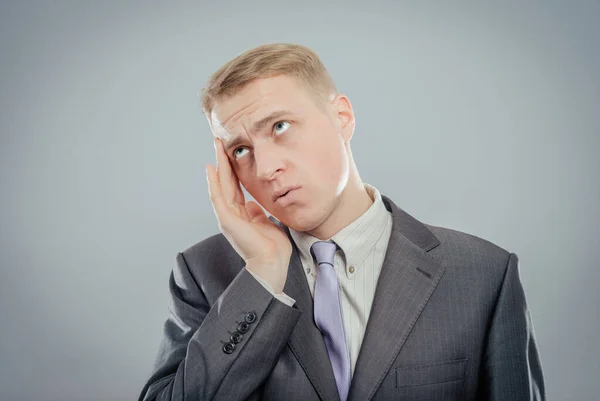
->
xmin=245 ymin=201 xmax=269 ymax=224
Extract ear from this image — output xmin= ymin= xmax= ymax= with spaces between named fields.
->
xmin=332 ymin=94 xmax=356 ymax=143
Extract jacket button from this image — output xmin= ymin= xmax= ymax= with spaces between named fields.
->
xmin=230 ymin=331 xmax=243 ymax=344
xmin=245 ymin=311 xmax=257 ymax=324
xmin=222 ymin=342 xmax=235 ymax=354
xmin=237 ymin=322 xmax=250 ymax=334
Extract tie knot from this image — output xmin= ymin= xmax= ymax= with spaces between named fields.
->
xmin=310 ymin=240 xmax=337 ymax=267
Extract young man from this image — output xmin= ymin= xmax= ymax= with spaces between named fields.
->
xmin=138 ymin=43 xmax=545 ymax=401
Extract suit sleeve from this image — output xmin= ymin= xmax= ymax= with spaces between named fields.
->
xmin=479 ymin=252 xmax=546 ymax=400
xmin=138 ymin=251 xmax=302 ymax=401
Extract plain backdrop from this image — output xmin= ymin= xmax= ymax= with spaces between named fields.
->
xmin=1 ymin=1 xmax=598 ymax=400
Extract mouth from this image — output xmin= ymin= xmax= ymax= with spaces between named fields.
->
xmin=273 ymin=186 xmax=301 ymax=205
xmin=273 ymin=186 xmax=300 ymax=201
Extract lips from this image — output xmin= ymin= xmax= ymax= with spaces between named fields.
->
xmin=274 ymin=188 xmax=300 ymax=207
xmin=272 ymin=186 xmax=301 ymax=202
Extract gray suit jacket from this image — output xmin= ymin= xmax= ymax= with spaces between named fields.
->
xmin=138 ymin=194 xmax=545 ymax=401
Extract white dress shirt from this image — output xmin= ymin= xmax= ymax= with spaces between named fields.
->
xmin=246 ymin=183 xmax=393 ymax=377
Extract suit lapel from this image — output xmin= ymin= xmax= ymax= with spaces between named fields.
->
xmin=347 ymin=195 xmax=446 ymax=401
xmin=270 ymin=193 xmax=446 ymax=401
xmin=271 ymin=216 xmax=340 ymax=401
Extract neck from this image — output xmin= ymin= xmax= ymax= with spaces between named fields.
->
xmin=306 ymin=172 xmax=374 ymax=240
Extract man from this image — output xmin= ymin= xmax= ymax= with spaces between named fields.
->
xmin=138 ymin=43 xmax=545 ymax=401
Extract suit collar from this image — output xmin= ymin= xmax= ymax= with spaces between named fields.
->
xmin=271 ymin=194 xmax=445 ymax=401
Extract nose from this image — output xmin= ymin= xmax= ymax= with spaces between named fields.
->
xmin=254 ymin=142 xmax=284 ymax=180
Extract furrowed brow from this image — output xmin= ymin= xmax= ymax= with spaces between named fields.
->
xmin=223 ymin=110 xmax=293 ymax=155
xmin=251 ymin=110 xmax=293 ymax=135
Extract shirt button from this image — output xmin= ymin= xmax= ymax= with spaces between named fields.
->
xmin=349 ymin=266 xmax=355 ymax=274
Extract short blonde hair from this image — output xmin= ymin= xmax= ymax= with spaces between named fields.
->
xmin=200 ymin=43 xmax=338 ymax=118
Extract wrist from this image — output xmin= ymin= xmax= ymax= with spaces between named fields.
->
xmin=245 ymin=261 xmax=286 ymax=293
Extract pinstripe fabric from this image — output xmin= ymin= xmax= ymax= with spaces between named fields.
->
xmin=289 ymin=183 xmax=393 ymax=377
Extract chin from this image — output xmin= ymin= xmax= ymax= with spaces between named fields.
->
xmin=275 ymin=209 xmax=327 ymax=234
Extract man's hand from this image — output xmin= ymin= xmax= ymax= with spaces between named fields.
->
xmin=206 ymin=137 xmax=292 ymax=293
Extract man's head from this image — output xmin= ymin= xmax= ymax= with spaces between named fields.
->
xmin=201 ymin=43 xmax=370 ymax=238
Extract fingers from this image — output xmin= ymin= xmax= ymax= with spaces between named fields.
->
xmin=214 ymin=138 xmax=240 ymax=207
xmin=234 ymin=179 xmax=246 ymax=208
xmin=210 ymin=137 xmax=250 ymax=223
xmin=206 ymin=163 xmax=228 ymax=221
xmin=246 ymin=200 xmax=261 ymax=221
xmin=246 ymin=201 xmax=270 ymax=225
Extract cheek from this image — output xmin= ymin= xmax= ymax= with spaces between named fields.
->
xmin=235 ymin=170 xmax=255 ymax=193
xmin=237 ymin=172 xmax=270 ymax=204
xmin=300 ymin=149 xmax=346 ymax=201
xmin=306 ymin=133 xmax=346 ymax=177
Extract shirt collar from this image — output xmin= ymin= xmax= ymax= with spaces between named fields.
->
xmin=289 ymin=183 xmax=390 ymax=276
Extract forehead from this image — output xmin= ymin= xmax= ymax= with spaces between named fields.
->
xmin=209 ymin=75 xmax=313 ymax=136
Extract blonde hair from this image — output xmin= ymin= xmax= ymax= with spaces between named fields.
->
xmin=200 ymin=43 xmax=338 ymax=118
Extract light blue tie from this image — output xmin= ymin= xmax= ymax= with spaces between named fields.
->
xmin=311 ymin=240 xmax=351 ymax=401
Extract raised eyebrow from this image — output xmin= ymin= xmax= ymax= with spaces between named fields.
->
xmin=250 ymin=110 xmax=293 ymax=135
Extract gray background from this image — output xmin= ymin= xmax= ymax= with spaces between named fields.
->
xmin=1 ymin=1 xmax=598 ymax=400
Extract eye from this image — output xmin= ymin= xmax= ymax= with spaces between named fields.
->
xmin=273 ymin=121 xmax=290 ymax=135
xmin=232 ymin=121 xmax=290 ymax=160
xmin=233 ymin=147 xmax=249 ymax=159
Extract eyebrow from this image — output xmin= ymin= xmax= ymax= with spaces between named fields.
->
xmin=223 ymin=110 xmax=294 ymax=155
